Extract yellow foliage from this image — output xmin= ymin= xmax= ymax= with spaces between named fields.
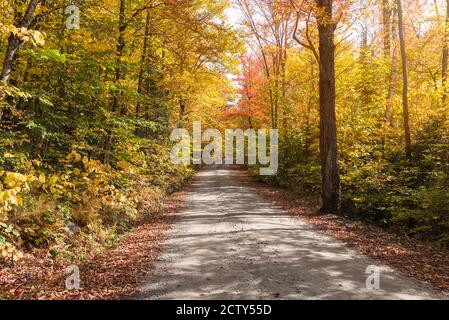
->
xmin=38 ymin=173 xmax=46 ymax=184
xmin=117 ymin=160 xmax=129 ymax=170
xmin=0 ymin=22 xmax=45 ymax=46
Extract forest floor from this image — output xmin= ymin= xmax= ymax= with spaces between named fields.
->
xmin=2 ymin=165 xmax=449 ymax=299
xmin=137 ymin=165 xmax=446 ymax=300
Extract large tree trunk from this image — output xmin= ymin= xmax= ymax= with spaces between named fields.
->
xmin=396 ymin=0 xmax=412 ymax=159
xmin=382 ymin=0 xmax=398 ymax=126
xmin=385 ymin=8 xmax=398 ymax=125
xmin=113 ymin=0 xmax=126 ymax=114
xmin=442 ymin=0 xmax=449 ymax=104
xmin=1 ymin=37 xmax=22 ymax=84
xmin=382 ymin=0 xmax=392 ymax=59
xmin=105 ymin=0 xmax=126 ymax=164
xmin=316 ymin=0 xmax=341 ymax=214
xmin=136 ymin=9 xmax=151 ymax=119
xmin=135 ymin=9 xmax=152 ymax=137
xmin=0 ymin=0 xmax=43 ymax=84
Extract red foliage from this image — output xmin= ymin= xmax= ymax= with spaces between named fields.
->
xmin=224 ymin=55 xmax=269 ymax=125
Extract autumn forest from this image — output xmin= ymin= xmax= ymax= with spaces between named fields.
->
xmin=1 ymin=0 xmax=449 ymax=300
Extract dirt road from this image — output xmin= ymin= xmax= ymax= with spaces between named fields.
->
xmin=138 ymin=166 xmax=442 ymax=300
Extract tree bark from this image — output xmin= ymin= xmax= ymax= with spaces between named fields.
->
xmin=281 ymin=46 xmax=288 ymax=132
xmin=396 ymin=0 xmax=412 ymax=159
xmin=385 ymin=8 xmax=398 ymax=125
xmin=316 ymin=0 xmax=341 ymax=214
xmin=0 ymin=0 xmax=43 ymax=84
xmin=382 ymin=0 xmax=392 ymax=59
xmin=382 ymin=0 xmax=396 ymax=125
xmin=113 ymin=0 xmax=126 ymax=114
xmin=442 ymin=0 xmax=449 ymax=104
xmin=136 ymin=9 xmax=151 ymax=119
xmin=105 ymin=0 xmax=126 ymax=164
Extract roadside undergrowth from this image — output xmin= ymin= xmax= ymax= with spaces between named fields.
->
xmin=0 ymin=143 xmax=194 ymax=299
xmin=0 ymin=173 xmax=193 ymax=300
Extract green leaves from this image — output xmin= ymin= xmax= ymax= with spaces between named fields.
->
xmin=24 ymin=48 xmax=70 ymax=64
